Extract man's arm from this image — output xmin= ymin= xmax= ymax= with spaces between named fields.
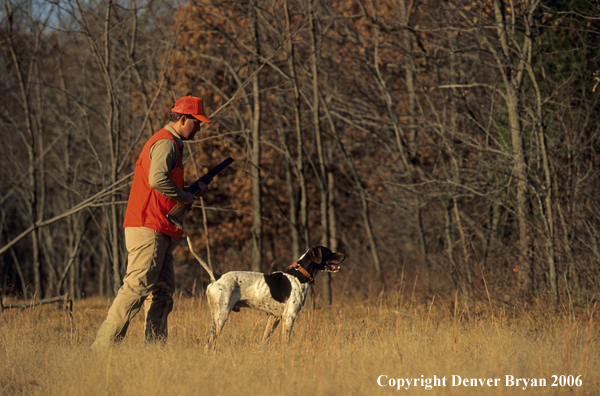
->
xmin=148 ymin=139 xmax=188 ymax=202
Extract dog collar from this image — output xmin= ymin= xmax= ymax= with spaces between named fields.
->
xmin=288 ymin=262 xmax=314 ymax=284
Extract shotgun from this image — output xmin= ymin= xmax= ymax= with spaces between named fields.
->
xmin=166 ymin=156 xmax=234 ymax=229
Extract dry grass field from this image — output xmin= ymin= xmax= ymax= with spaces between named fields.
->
xmin=1 ymin=293 xmax=598 ymax=396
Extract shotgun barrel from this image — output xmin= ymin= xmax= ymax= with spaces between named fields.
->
xmin=166 ymin=156 xmax=234 ymax=229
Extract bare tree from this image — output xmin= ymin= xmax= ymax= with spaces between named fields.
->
xmin=1 ymin=0 xmax=56 ymax=297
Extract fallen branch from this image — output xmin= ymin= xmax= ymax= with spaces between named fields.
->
xmin=0 ymin=293 xmax=73 ymax=320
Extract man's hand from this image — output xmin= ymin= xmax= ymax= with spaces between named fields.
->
xmin=195 ymin=182 xmax=209 ymax=198
xmin=184 ymin=182 xmax=209 ymax=205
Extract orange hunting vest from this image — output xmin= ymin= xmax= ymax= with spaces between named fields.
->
xmin=123 ymin=129 xmax=184 ymax=240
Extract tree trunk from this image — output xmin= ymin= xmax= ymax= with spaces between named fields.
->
xmin=11 ymin=248 xmax=28 ymax=299
xmin=250 ymin=0 xmax=263 ymax=272
xmin=308 ymin=0 xmax=332 ymax=305
xmin=489 ymin=0 xmax=533 ymax=297
xmin=398 ymin=0 xmax=428 ymax=279
xmin=284 ymin=0 xmax=308 ymax=254
xmin=288 ymin=0 xmax=312 ymax=307
xmin=507 ymin=85 xmax=532 ymax=295
xmin=276 ymin=91 xmax=300 ymax=259
xmin=523 ymin=13 xmax=557 ymax=303
xmin=5 ymin=0 xmax=44 ymax=298
xmin=321 ymin=92 xmax=384 ymax=287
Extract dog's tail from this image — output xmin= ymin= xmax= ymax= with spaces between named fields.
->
xmin=186 ymin=236 xmax=217 ymax=284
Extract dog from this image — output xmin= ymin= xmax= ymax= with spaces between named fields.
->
xmin=187 ymin=238 xmax=345 ymax=348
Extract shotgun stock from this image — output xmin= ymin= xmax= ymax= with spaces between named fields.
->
xmin=166 ymin=156 xmax=234 ymax=229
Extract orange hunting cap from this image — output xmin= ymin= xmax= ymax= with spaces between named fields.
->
xmin=171 ymin=96 xmax=212 ymax=123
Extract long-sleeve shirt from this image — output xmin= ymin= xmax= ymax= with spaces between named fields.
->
xmin=148 ymin=125 xmax=188 ymax=202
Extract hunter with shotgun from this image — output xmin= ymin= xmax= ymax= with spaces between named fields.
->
xmin=91 ymin=96 xmax=232 ymax=350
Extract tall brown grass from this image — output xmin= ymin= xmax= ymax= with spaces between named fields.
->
xmin=1 ymin=294 xmax=597 ymax=395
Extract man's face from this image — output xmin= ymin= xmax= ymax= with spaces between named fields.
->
xmin=179 ymin=116 xmax=202 ymax=140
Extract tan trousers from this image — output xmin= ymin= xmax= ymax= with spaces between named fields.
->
xmin=91 ymin=227 xmax=175 ymax=350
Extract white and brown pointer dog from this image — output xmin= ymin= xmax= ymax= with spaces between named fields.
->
xmin=187 ymin=238 xmax=345 ymax=348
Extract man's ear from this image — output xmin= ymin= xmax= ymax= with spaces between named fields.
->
xmin=309 ymin=247 xmax=323 ymax=264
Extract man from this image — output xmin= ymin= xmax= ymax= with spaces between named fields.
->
xmin=91 ymin=96 xmax=211 ymax=350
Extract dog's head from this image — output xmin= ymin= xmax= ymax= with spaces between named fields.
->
xmin=307 ymin=246 xmax=345 ymax=273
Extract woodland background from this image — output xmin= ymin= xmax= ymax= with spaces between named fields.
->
xmin=1 ymin=0 xmax=599 ymax=310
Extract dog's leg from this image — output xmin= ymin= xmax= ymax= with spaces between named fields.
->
xmin=207 ymin=310 xmax=230 ymax=349
xmin=261 ymin=315 xmax=281 ymax=344
xmin=205 ymin=285 xmax=237 ymax=350
xmin=207 ymin=318 xmax=224 ymax=350
xmin=206 ymin=305 xmax=231 ymax=349
xmin=281 ymin=313 xmax=297 ymax=344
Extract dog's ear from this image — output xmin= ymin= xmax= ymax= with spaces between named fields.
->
xmin=309 ymin=247 xmax=323 ymax=264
